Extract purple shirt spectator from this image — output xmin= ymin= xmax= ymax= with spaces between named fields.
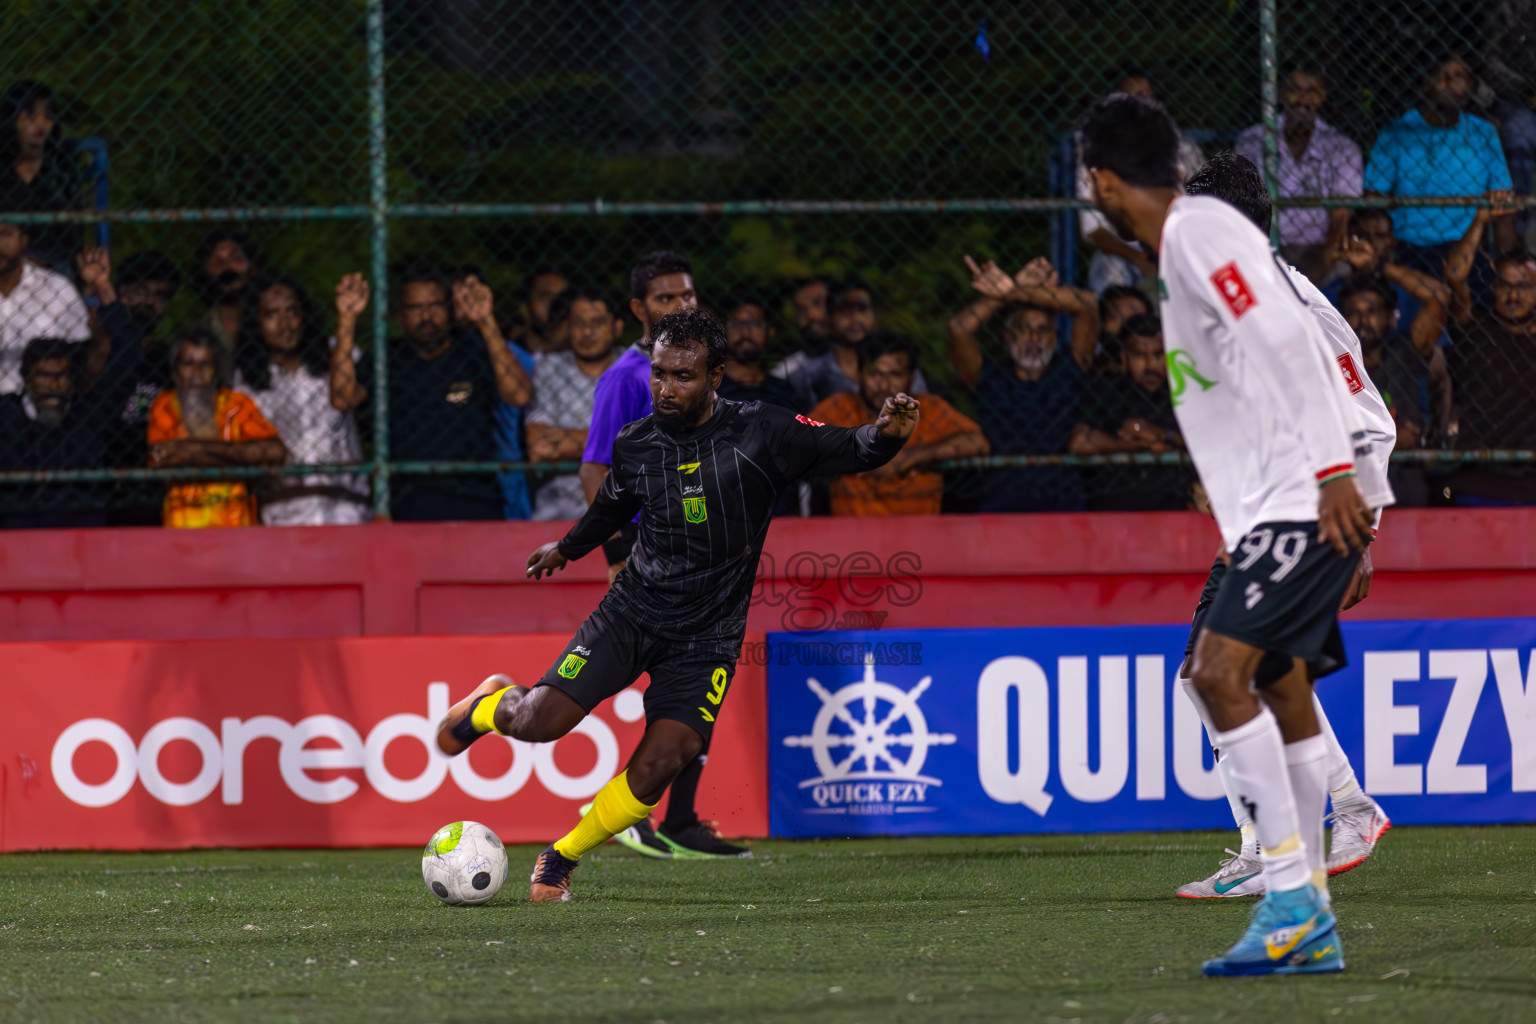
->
xmin=581 ymin=343 xmax=652 ymax=466
xmin=1235 ymin=114 xmax=1362 ymax=247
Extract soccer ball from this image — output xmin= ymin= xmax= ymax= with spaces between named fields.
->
xmin=421 ymin=820 xmax=509 ymax=906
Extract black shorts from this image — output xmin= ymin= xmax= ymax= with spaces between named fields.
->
xmin=1190 ymin=521 xmax=1360 ymax=685
xmin=1184 ymin=553 xmax=1229 ymax=662
xmin=534 ymin=601 xmax=738 ymax=743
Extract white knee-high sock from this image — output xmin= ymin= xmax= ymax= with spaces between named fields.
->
xmin=1312 ymin=693 xmax=1373 ymax=811
xmin=1212 ymin=704 xmax=1310 ymax=892
xmin=1285 ymin=734 xmax=1330 ymax=893
xmin=1214 ymin=752 xmax=1259 ymax=854
xmin=1182 ymin=674 xmax=1258 ymax=852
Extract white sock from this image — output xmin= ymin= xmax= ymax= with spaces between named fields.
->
xmin=1238 ymin=820 xmax=1258 ymax=858
xmin=1213 ymin=705 xmax=1310 ymax=892
xmin=1183 ymin=674 xmax=1260 ymax=852
xmin=1312 ymin=693 xmax=1373 ymax=811
xmin=1285 ymin=734 xmax=1330 ymax=894
xmin=1215 ymin=750 xmax=1257 ymax=839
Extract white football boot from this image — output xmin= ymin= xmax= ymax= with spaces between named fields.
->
xmin=1177 ymin=846 xmax=1266 ymax=899
xmin=1326 ymin=800 xmax=1391 ymax=876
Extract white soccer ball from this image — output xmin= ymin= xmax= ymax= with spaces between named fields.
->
xmin=421 ymin=820 xmax=509 ymax=906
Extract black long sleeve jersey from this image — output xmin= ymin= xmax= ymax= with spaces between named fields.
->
xmin=557 ymin=398 xmax=905 ymax=653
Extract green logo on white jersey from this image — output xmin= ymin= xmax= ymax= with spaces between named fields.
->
xmin=1167 ymin=349 xmax=1217 ymax=406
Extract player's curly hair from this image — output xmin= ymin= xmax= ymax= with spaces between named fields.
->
xmin=1184 ymin=151 xmax=1274 ymax=235
xmin=651 ymin=305 xmax=726 ymax=371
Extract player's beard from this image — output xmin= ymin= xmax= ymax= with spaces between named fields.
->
xmin=654 ymin=392 xmax=708 ymax=431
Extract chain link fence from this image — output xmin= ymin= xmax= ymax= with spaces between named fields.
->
xmin=1 ymin=0 xmax=1533 ymax=528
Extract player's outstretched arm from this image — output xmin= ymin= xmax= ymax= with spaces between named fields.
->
xmin=765 ymin=399 xmax=913 ymax=482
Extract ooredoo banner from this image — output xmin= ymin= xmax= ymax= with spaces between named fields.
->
xmin=0 ymin=635 xmax=768 ymax=851
xmin=767 ymin=621 xmax=1536 ymax=837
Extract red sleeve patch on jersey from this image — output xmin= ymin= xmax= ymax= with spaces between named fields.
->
xmin=795 ymin=414 xmax=825 ymax=427
xmin=1210 ymin=262 xmax=1258 ymax=319
xmin=1336 ymin=352 xmax=1365 ymax=394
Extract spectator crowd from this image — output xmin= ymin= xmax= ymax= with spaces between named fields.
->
xmin=3 ymin=50 xmax=1536 ymax=530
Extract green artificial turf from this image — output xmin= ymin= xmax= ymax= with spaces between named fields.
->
xmin=1 ymin=827 xmax=1532 ymax=1023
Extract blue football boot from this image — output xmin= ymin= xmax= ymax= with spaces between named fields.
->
xmin=1202 ymin=883 xmax=1345 ymax=976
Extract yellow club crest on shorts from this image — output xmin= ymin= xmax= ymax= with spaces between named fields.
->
xmin=683 ymin=496 xmax=707 ymax=523
xmin=557 ymin=653 xmax=587 ymax=679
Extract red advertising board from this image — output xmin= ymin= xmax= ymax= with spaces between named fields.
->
xmin=0 ymin=634 xmax=768 ymax=851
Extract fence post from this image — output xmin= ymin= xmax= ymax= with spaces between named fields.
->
xmin=366 ymin=0 xmax=391 ymax=518
xmin=1258 ymin=0 xmax=1281 ymax=249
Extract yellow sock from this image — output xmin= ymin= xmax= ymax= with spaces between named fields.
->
xmin=469 ymin=687 xmax=512 ymax=735
xmin=553 ymin=771 xmax=656 ymax=861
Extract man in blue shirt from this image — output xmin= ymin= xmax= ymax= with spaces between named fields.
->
xmin=1364 ymin=53 xmax=1516 ymax=268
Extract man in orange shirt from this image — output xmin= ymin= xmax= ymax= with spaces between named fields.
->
xmin=808 ymin=331 xmax=988 ymax=515
xmin=148 ymin=327 xmax=286 ymax=528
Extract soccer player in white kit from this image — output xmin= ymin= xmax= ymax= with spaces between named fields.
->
xmin=1174 ymin=152 xmax=1393 ymax=899
xmin=1081 ymin=94 xmax=1391 ymax=976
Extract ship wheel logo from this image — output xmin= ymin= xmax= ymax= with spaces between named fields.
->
xmin=782 ymin=657 xmax=957 ymax=787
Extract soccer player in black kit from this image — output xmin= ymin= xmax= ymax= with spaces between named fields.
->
xmin=435 ymin=306 xmax=918 ymax=902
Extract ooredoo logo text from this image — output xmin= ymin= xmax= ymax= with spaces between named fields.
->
xmin=49 ymin=682 xmax=643 ymax=808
